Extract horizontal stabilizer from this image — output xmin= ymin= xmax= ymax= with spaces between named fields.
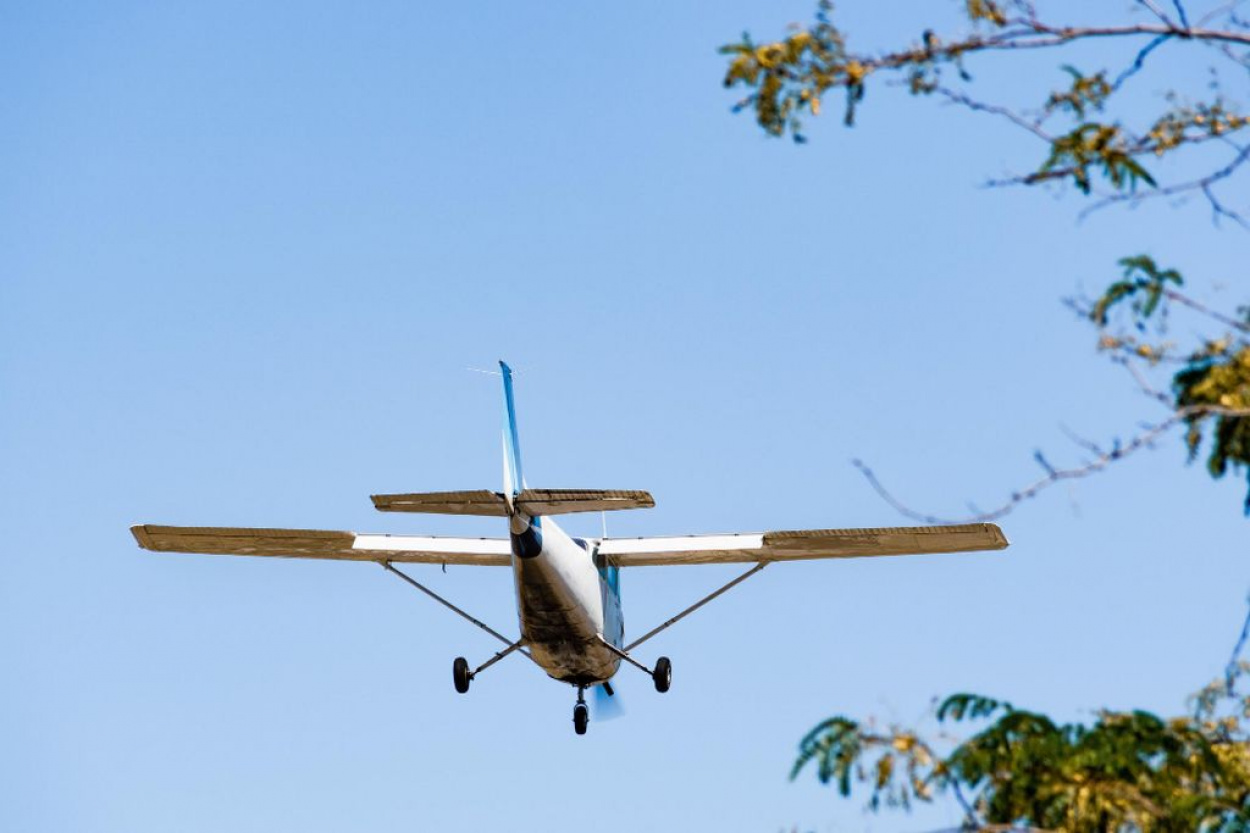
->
xmin=371 ymin=490 xmax=510 ymax=516
xmin=131 ymin=524 xmax=510 ymax=566
xmin=371 ymin=488 xmax=654 ymax=516
xmin=516 ymin=489 xmax=654 ymax=516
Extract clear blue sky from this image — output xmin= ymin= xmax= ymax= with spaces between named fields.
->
xmin=2 ymin=2 xmax=1245 ymax=831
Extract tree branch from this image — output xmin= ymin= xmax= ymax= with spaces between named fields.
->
xmin=727 ymin=5 xmax=1250 ymax=204
xmin=1078 ymin=140 xmax=1250 ymax=226
xmin=860 ymin=23 xmax=1250 ymax=69
xmin=853 ymin=404 xmax=1250 ymax=525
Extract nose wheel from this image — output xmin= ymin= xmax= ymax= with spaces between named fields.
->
xmin=573 ymin=686 xmax=589 ymax=735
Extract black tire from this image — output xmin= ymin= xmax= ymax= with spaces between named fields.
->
xmin=573 ymin=703 xmax=589 ymax=735
xmin=453 ymin=656 xmax=471 ymax=694
xmin=653 ymin=656 xmax=672 ymax=693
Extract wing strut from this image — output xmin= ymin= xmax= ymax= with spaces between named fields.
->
xmin=624 ymin=561 xmax=770 ymax=653
xmin=380 ymin=561 xmax=517 ymax=649
xmin=379 ymin=562 xmax=533 ymax=689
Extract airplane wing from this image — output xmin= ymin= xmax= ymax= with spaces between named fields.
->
xmin=598 ymin=523 xmax=1007 ymax=567
xmin=131 ymin=525 xmax=511 ymax=566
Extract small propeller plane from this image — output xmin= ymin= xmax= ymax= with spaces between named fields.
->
xmin=132 ymin=362 xmax=1008 ymax=734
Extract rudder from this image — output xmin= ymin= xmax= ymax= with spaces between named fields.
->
xmin=500 ymin=360 xmax=524 ymax=496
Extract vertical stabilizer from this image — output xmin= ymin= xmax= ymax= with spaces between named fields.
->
xmin=500 ymin=361 xmax=525 ymax=496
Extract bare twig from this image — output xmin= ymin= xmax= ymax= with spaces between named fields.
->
xmin=1113 ymin=32 xmax=1173 ymax=89
xmin=949 ymin=780 xmax=982 ymax=830
xmin=1163 ymin=286 xmax=1250 ymax=332
xmin=1204 ymin=181 xmax=1250 ymax=228
xmin=853 ymin=404 xmax=1250 ymax=525
xmin=1059 ymin=423 xmax=1108 ymax=456
xmin=1197 ymin=1 xmax=1248 ymax=28
xmin=1136 ymin=0 xmax=1179 ymax=28
xmin=933 ymin=86 xmax=1054 ymax=141
xmin=1113 ymin=355 xmax=1176 ymax=405
xmin=1226 ymin=598 xmax=1250 ymax=691
xmin=1171 ymin=0 xmax=1193 ymax=29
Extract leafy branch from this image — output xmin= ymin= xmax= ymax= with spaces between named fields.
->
xmin=793 ymin=642 xmax=1250 ymax=831
xmin=721 ymin=1 xmax=1250 ymax=217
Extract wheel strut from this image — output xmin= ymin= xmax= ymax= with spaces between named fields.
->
xmin=596 ymin=637 xmax=674 ymax=694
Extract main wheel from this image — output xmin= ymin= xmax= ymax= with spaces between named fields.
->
xmin=573 ymin=702 xmax=589 ymax=735
xmin=453 ymin=657 xmax=471 ymax=694
xmin=653 ymin=656 xmax=672 ymax=693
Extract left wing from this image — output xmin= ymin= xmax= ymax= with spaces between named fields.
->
xmin=131 ymin=525 xmax=511 ymax=566
xmin=598 ymin=523 xmax=1006 ymax=567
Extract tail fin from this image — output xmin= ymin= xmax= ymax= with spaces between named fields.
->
xmin=500 ymin=361 xmax=524 ymax=496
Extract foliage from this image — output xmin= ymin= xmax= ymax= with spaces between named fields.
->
xmin=721 ymin=1 xmax=1250 ymax=214
xmin=1037 ymin=124 xmax=1156 ymax=194
xmin=793 ymin=671 xmax=1250 ymax=831
xmin=1090 ymin=256 xmax=1183 ymax=327
xmin=1085 ymin=256 xmax=1250 ymax=512
xmin=1176 ymin=348 xmax=1250 ymax=510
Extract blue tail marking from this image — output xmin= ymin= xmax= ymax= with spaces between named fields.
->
xmin=500 ymin=361 xmax=542 ymax=558
xmin=500 ymin=360 xmax=525 ymax=496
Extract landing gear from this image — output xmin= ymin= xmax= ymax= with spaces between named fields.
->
xmin=573 ymin=702 xmax=589 ymax=735
xmin=652 ymin=656 xmax=672 ymax=693
xmin=573 ymin=686 xmax=589 ymax=735
xmin=453 ymin=656 xmax=471 ymax=693
xmin=596 ymin=636 xmax=673 ymax=695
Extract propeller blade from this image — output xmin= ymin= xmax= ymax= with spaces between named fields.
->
xmin=592 ymin=682 xmax=625 ymax=721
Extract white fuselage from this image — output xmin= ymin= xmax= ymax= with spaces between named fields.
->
xmin=511 ymin=515 xmax=623 ymax=685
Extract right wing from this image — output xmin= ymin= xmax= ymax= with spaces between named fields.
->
xmin=598 ymin=523 xmax=1007 ymax=567
xmin=131 ymin=525 xmax=511 ymax=566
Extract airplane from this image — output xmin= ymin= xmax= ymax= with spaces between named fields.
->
xmin=131 ymin=361 xmax=1008 ymax=735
